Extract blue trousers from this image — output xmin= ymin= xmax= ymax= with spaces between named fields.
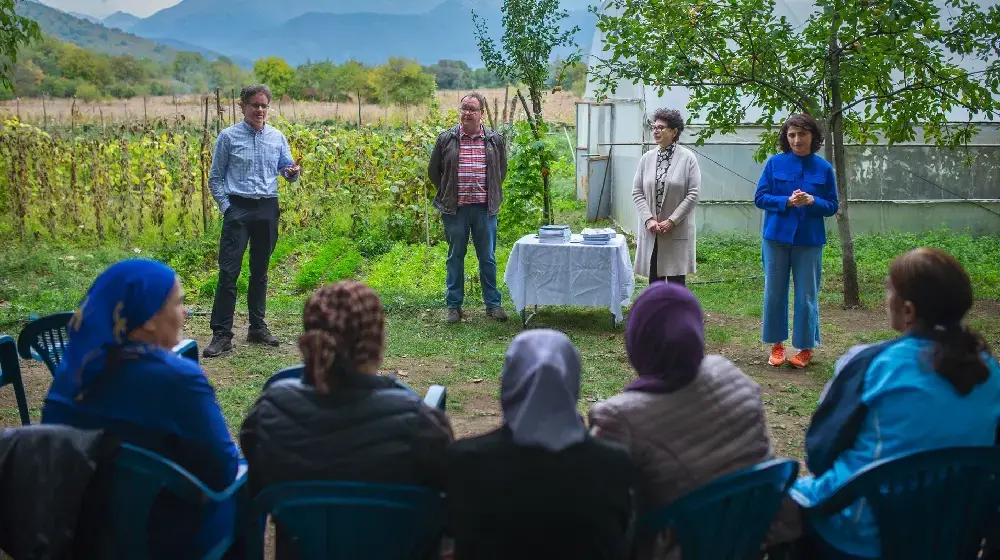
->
xmin=762 ymin=239 xmax=822 ymax=349
xmin=442 ymin=204 xmax=501 ymax=309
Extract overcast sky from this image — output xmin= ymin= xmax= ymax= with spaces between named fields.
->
xmin=38 ymin=0 xmax=181 ymax=18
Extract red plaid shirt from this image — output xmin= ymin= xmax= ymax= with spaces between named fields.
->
xmin=457 ymin=125 xmax=488 ymax=205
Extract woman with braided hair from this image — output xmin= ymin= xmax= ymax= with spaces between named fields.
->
xmin=240 ymin=281 xmax=453 ymax=555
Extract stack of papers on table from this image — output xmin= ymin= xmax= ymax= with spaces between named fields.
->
xmin=538 ymin=225 xmax=571 ymax=243
xmin=580 ymin=228 xmax=616 ymax=245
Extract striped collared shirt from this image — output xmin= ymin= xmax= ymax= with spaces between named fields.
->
xmin=457 ymin=125 xmax=488 ymax=206
xmin=208 ymin=121 xmax=297 ymax=214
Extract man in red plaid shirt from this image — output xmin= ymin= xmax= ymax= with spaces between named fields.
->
xmin=428 ymin=92 xmax=509 ymax=324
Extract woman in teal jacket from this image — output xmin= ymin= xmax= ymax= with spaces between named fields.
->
xmin=793 ymin=247 xmax=1000 ymax=558
xmin=754 ymin=113 xmax=839 ymax=368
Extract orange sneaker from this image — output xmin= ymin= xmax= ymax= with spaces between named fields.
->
xmin=768 ymin=343 xmax=786 ymax=367
xmin=788 ymin=349 xmax=814 ymax=368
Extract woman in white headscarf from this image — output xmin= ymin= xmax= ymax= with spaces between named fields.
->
xmin=446 ymin=329 xmax=635 ymax=560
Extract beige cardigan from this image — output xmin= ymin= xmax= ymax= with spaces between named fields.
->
xmin=632 ymin=144 xmax=700 ymax=278
xmin=588 ymin=355 xmax=801 ymax=559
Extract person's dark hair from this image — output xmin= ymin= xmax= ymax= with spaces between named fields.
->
xmin=651 ymin=108 xmax=685 ymax=136
xmin=778 ymin=113 xmax=824 ymax=154
xmin=888 ymin=247 xmax=992 ymax=395
xmin=461 ymin=92 xmax=487 ymax=113
xmin=240 ymin=84 xmax=273 ymax=105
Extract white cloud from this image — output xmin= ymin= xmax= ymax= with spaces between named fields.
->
xmin=37 ymin=0 xmax=181 ymax=19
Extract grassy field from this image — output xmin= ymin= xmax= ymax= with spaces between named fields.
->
xmin=1 ymin=199 xmax=997 ymax=460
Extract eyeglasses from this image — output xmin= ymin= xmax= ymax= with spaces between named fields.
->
xmin=651 ymin=125 xmax=671 ymax=131
xmin=460 ymin=105 xmax=482 ymax=113
xmin=247 ymin=103 xmax=269 ymax=111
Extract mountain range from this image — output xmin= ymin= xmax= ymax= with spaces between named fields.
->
xmin=26 ymin=0 xmax=596 ymax=68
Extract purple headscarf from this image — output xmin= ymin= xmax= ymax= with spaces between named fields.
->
xmin=501 ymin=329 xmax=587 ymax=452
xmin=625 ymin=282 xmax=705 ymax=393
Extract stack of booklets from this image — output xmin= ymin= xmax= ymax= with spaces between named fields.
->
xmin=538 ymin=225 xmax=571 ymax=243
xmin=581 ymin=228 xmax=616 ymax=245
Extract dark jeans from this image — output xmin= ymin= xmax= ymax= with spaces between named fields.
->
xmin=210 ymin=196 xmax=279 ymax=338
xmin=649 ymin=239 xmax=686 ymax=286
xmin=442 ymin=204 xmax=501 ymax=309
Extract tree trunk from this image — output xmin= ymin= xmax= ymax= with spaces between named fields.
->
xmin=828 ymin=10 xmax=862 ymax=307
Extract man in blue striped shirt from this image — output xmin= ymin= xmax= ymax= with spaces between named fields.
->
xmin=204 ymin=84 xmax=302 ymax=358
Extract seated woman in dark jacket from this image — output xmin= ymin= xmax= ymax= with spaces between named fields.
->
xmin=447 ymin=329 xmax=635 ymax=560
xmin=240 ymin=278 xmax=453 ymax=497
xmin=42 ymin=259 xmax=240 ymax=558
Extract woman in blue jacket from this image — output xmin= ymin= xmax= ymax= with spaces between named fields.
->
xmin=42 ymin=259 xmax=240 ymax=558
xmin=754 ymin=113 xmax=839 ymax=368
xmin=793 ymin=247 xmax=1000 ymax=558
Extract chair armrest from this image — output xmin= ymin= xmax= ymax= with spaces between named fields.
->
xmin=423 ymin=385 xmax=447 ymax=410
xmin=172 ymin=339 xmax=199 ymax=364
xmin=212 ymin=463 xmax=250 ymax=502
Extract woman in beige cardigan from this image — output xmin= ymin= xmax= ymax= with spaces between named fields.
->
xmin=633 ymin=109 xmax=701 ymax=285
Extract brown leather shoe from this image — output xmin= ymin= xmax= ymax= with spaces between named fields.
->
xmin=486 ymin=306 xmax=509 ymax=321
xmin=446 ymin=308 xmax=462 ymax=324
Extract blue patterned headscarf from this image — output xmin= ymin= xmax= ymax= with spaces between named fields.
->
xmin=55 ymin=259 xmax=177 ymax=399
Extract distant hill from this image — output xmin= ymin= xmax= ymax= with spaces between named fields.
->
xmin=129 ymin=0 xmax=595 ymax=66
xmin=102 ymin=11 xmax=140 ymax=31
xmin=14 ymin=1 xmax=240 ymax=65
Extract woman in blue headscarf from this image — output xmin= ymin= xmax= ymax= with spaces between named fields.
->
xmin=446 ymin=329 xmax=634 ymax=560
xmin=42 ymin=259 xmax=240 ymax=558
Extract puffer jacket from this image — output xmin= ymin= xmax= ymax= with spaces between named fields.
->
xmin=239 ymin=373 xmax=453 ymax=496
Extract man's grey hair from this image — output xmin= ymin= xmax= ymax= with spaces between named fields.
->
xmin=461 ymin=91 xmax=488 ymax=113
xmin=240 ymin=84 xmax=273 ymax=104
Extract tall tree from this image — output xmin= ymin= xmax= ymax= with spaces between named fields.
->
xmin=592 ymin=0 xmax=1000 ymax=306
xmin=253 ymin=56 xmax=296 ymax=99
xmin=474 ymin=0 xmax=581 ymax=225
xmin=1 ymin=0 xmax=40 ymax=90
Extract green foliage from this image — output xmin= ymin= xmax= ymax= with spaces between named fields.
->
xmin=592 ymin=0 xmax=1000 ymax=160
xmin=254 ymin=57 xmax=296 ymax=99
xmin=473 ymin=0 xmax=581 ymax=117
xmin=498 ymin=121 xmax=555 ymax=241
xmin=1 ymin=0 xmax=41 ymax=90
xmin=368 ymin=57 xmax=436 ymax=108
xmin=423 ymin=59 xmax=504 ymax=90
xmin=1 ymin=34 xmax=250 ymax=100
xmin=294 ymin=237 xmax=362 ymax=291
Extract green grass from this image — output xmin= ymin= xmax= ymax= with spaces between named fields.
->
xmin=2 ymin=200 xmax=998 ymax=459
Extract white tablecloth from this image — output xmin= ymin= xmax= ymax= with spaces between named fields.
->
xmin=503 ymin=234 xmax=636 ymax=322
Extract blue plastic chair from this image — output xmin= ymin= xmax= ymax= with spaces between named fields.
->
xmin=634 ymin=458 xmax=799 ymax=560
xmin=105 ymin=443 xmax=248 ymax=560
xmin=263 ymin=364 xmax=303 ymax=390
xmin=262 ymin=365 xmax=448 ymax=411
xmin=245 ymin=481 xmax=445 ymax=560
xmin=0 ymin=335 xmax=31 ymax=425
xmin=172 ymin=339 xmax=199 ymax=364
xmin=17 ymin=311 xmax=73 ymax=374
xmin=792 ymin=446 xmax=1000 ymax=560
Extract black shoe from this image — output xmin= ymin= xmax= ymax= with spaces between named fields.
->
xmin=248 ymin=326 xmax=280 ymax=347
xmin=203 ymin=334 xmax=233 ymax=358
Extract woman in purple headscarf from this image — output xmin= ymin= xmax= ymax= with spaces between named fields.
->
xmin=589 ymin=282 xmax=800 ymax=559
xmin=446 ymin=329 xmax=635 ymax=560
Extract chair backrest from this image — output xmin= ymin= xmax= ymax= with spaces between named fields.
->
xmin=16 ymin=311 xmax=73 ymax=374
xmin=0 ymin=335 xmax=30 ymax=425
xmin=813 ymin=446 xmax=1000 ymax=560
xmin=247 ymin=481 xmax=445 ymax=560
xmin=636 ymin=458 xmax=799 ymax=560
xmin=264 ymin=365 xmax=304 ymax=390
xmin=106 ymin=443 xmax=223 ymax=559
xmin=171 ymin=339 xmax=199 ymax=364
